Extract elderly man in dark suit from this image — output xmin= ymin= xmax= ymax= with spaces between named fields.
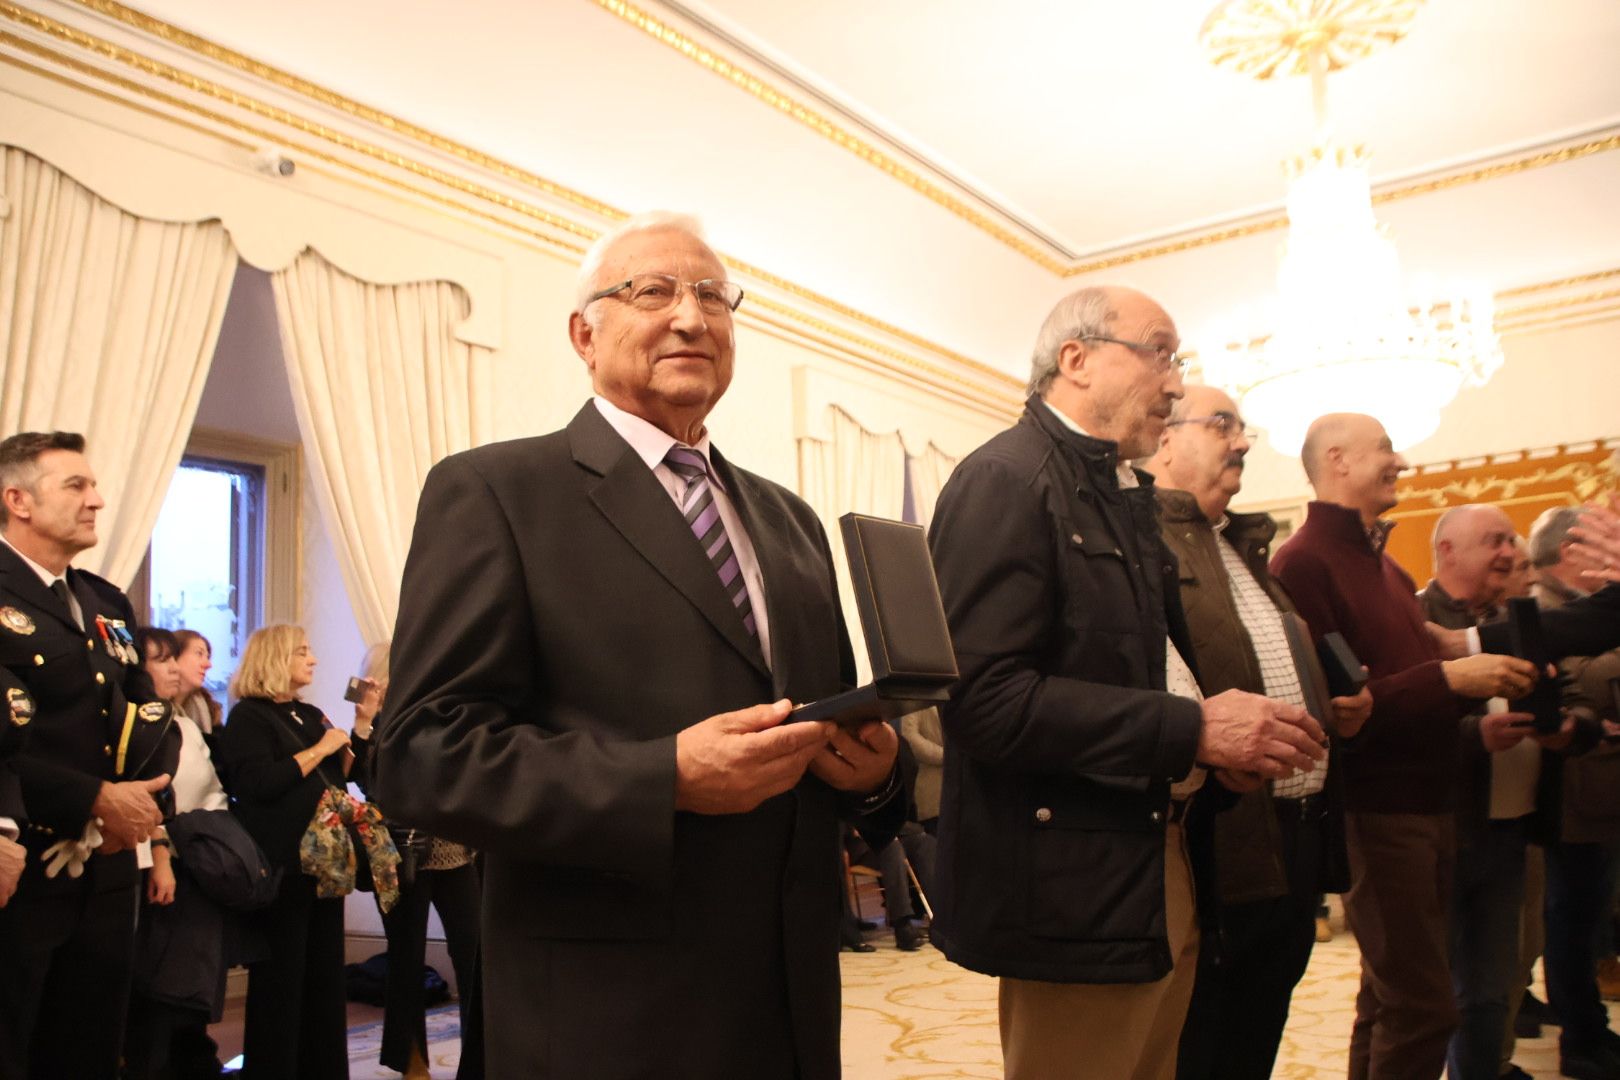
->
xmin=0 ymin=431 xmax=176 ymax=1080
xmin=374 ymin=212 xmax=901 ymax=1080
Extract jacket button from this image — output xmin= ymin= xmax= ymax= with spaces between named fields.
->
xmin=100 ymin=709 xmax=108 ymax=717
xmin=1070 ymin=533 xmax=1083 ymax=545
xmin=1259 ymin=547 xmax=1269 ymax=556
xmin=33 ymin=654 xmax=43 ymax=666
xmin=86 ymin=639 xmax=94 ymax=650
xmin=1035 ymin=807 xmax=1052 ymax=823
xmin=95 ymin=672 xmax=106 ymax=685
xmin=1150 ymin=810 xmax=1164 ymax=823
xmin=103 ymin=744 xmax=112 ymax=756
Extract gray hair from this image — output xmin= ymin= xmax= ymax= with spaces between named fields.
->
xmin=1528 ymin=505 xmax=1585 ymax=567
xmin=574 ymin=211 xmax=709 ymax=323
xmin=1026 ymin=287 xmax=1117 ymax=397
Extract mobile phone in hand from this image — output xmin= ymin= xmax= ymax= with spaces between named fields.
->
xmin=342 ymin=676 xmax=370 ymax=704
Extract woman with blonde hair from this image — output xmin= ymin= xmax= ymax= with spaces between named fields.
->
xmin=215 ymin=624 xmax=355 ymax=1080
xmin=351 ymin=642 xmax=482 ymax=1080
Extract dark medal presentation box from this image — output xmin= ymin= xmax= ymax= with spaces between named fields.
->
xmin=793 ymin=513 xmax=958 ymax=728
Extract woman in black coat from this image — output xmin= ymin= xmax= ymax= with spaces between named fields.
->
xmin=215 ymin=624 xmax=355 ymax=1080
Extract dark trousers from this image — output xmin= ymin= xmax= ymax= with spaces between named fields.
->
xmin=1447 ymin=817 xmax=1528 ymax=1080
xmin=1344 ymin=811 xmax=1459 ymax=1080
xmin=0 ymin=860 xmax=138 ymax=1080
xmin=1177 ymin=797 xmax=1323 ymax=1080
xmin=379 ymin=862 xmax=481 ymax=1077
xmin=124 ymin=993 xmax=221 ymax=1079
xmin=241 ymin=872 xmax=348 ymax=1080
xmin=1544 ymin=839 xmax=1620 ymax=1055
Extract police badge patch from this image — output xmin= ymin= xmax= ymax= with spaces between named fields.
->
xmin=0 ymin=607 xmax=35 ymax=636
xmin=7 ymin=687 xmax=32 ymax=727
xmin=137 ymin=702 xmax=166 ymax=723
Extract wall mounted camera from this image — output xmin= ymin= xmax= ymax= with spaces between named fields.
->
xmin=250 ymin=148 xmax=296 ymax=178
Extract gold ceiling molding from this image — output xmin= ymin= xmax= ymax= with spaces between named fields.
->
xmin=59 ymin=0 xmax=622 ymax=223
xmin=1397 ymin=453 xmax=1619 ymax=509
xmin=1064 ymin=132 xmax=1620 ymax=277
xmin=587 ymin=0 xmax=1068 ymax=275
xmin=43 ymin=0 xmax=1620 ymax=281
xmin=2 ymin=1 xmax=1021 ymax=397
xmin=1496 ymin=266 xmax=1620 ymax=300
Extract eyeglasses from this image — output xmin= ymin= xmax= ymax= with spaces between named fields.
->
xmin=585 ymin=274 xmax=744 ymax=316
xmin=1165 ymin=412 xmax=1252 ymax=440
xmin=1080 ymin=335 xmax=1190 ymax=375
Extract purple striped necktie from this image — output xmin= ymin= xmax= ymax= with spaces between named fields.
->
xmin=664 ymin=445 xmax=757 ymax=639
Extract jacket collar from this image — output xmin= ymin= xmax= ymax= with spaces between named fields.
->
xmin=1156 ymin=487 xmax=1277 ymax=551
xmin=1422 ymin=577 xmax=1479 ymax=620
xmin=1023 ymin=396 xmax=1154 ymax=494
xmin=1305 ymin=499 xmax=1394 ymax=555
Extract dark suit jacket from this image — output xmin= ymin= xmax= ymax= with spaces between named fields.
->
xmin=1480 ymin=583 xmax=1620 ymax=659
xmin=0 ymin=542 xmax=177 ymax=895
xmin=373 ymin=402 xmax=894 ymax=1080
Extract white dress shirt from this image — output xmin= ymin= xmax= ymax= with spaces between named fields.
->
xmin=593 ymin=396 xmax=773 ymax=670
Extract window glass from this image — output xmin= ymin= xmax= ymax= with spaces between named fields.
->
xmin=147 ymin=459 xmax=264 ymax=699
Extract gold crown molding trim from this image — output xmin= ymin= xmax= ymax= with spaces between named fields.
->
xmin=43 ymin=0 xmax=1620 ymax=280
xmin=58 ymin=0 xmax=623 ymax=223
xmin=1497 ymin=287 xmax=1620 ymax=321
xmin=1 ymin=3 xmax=1021 ymax=396
xmin=740 ymin=308 xmax=1020 ymax=423
xmin=1497 ymin=306 xmax=1620 ymax=338
xmin=587 ymin=0 xmax=1068 ymax=275
xmin=1063 ymin=132 xmax=1620 ymax=277
xmin=1497 ymin=267 xmax=1620 ymax=301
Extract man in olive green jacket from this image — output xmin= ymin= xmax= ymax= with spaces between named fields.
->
xmin=1142 ymin=385 xmax=1370 ymax=1080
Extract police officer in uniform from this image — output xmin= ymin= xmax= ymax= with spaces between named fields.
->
xmin=0 ymin=431 xmax=178 ymax=1080
xmin=0 ymin=668 xmax=30 ymax=907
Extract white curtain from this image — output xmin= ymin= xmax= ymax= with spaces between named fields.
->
xmin=906 ymin=443 xmax=960 ymax=530
xmin=271 ymin=249 xmax=490 ymax=646
xmin=0 ymin=147 xmax=237 ymax=586
xmin=797 ymin=407 xmax=907 ymax=680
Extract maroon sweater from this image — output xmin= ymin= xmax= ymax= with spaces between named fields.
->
xmin=1271 ymin=500 xmax=1469 ymax=813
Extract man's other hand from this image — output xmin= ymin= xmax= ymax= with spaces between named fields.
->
xmin=1330 ymin=682 xmax=1374 ymax=739
xmin=1569 ymin=503 xmax=1620 ymax=586
xmin=674 ymin=701 xmax=832 ymax=815
xmin=1197 ymin=690 xmax=1327 ymax=779
xmin=1479 ymin=710 xmax=1533 ymax=753
xmin=1442 ymin=654 xmax=1537 ymax=699
xmin=90 ymin=774 xmax=169 ymax=849
xmin=0 ymin=835 xmax=23 ymax=906
xmin=808 ymin=719 xmax=900 ymax=794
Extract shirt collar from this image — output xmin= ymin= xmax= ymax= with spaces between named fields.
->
xmin=594 ymin=396 xmax=719 ymax=481
xmin=0 ymin=534 xmax=67 ymax=590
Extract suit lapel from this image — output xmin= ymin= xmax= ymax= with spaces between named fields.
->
xmin=570 ymin=405 xmax=770 ymax=679
xmin=0 ymin=542 xmax=79 ymax=633
xmin=714 ymin=452 xmax=794 ymax=700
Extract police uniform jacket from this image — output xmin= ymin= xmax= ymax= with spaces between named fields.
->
xmin=0 ymin=541 xmax=178 ymax=894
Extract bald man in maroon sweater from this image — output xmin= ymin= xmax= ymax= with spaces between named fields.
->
xmin=1270 ymin=413 xmax=1538 ymax=1080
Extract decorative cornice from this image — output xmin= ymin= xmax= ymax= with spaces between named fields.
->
xmin=55 ymin=0 xmax=1616 ymax=280
xmin=0 ymin=1 xmax=1022 ymax=400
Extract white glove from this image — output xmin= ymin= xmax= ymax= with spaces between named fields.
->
xmin=41 ymin=819 xmax=103 ymax=880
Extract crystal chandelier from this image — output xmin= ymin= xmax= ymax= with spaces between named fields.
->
xmin=1197 ymin=0 xmax=1504 ymax=456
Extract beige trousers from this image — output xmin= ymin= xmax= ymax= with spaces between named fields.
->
xmin=999 ymin=824 xmax=1200 ymax=1080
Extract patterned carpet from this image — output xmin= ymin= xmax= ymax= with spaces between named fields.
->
xmin=366 ymin=921 xmax=1606 ymax=1078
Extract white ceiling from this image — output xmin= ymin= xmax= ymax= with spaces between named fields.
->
xmin=89 ymin=0 xmax=1620 ymax=376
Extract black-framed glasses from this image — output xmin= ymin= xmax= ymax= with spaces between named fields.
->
xmin=1165 ymin=412 xmax=1252 ymax=440
xmin=1080 ymin=335 xmax=1190 ymax=375
xmin=585 ymin=273 xmax=744 ymax=316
